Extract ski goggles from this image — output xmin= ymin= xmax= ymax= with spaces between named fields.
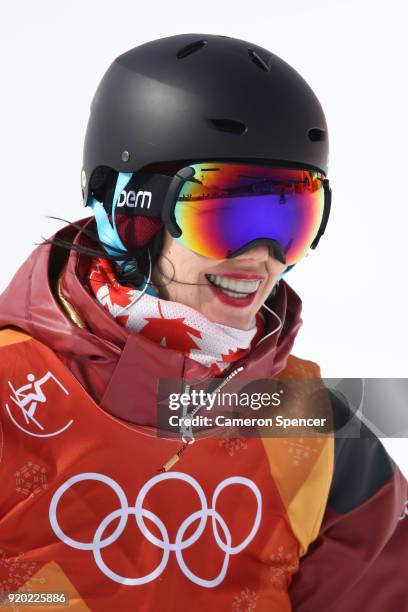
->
xmin=115 ymin=161 xmax=332 ymax=266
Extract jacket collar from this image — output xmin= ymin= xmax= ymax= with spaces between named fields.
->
xmin=61 ymin=219 xmax=304 ymax=423
xmin=0 ymin=218 xmax=304 ymax=425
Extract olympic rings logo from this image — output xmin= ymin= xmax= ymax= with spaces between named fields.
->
xmin=49 ymin=471 xmax=262 ymax=588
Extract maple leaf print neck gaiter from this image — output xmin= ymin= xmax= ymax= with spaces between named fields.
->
xmin=87 ymin=258 xmax=265 ymax=374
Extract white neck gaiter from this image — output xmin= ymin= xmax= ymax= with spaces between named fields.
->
xmin=88 ymin=258 xmax=265 ymax=375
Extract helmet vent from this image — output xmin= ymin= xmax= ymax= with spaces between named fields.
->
xmin=308 ymin=128 xmax=326 ymax=142
xmin=248 ymin=49 xmax=270 ymax=72
xmin=209 ymin=118 xmax=247 ymax=135
xmin=176 ymin=39 xmax=208 ymax=59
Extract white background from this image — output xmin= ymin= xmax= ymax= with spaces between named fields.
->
xmin=1 ymin=1 xmax=407 ymax=475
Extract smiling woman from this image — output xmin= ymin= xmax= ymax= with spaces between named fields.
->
xmin=152 ymin=231 xmax=285 ymax=329
xmin=0 ymin=32 xmax=407 ymax=612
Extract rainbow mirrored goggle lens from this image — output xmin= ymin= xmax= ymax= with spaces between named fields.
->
xmin=171 ymin=163 xmax=327 ymax=266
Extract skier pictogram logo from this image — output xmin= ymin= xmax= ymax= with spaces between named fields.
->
xmin=5 ymin=371 xmax=74 ymax=438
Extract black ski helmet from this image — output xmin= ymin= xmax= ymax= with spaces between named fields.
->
xmin=81 ymin=33 xmax=330 ymax=209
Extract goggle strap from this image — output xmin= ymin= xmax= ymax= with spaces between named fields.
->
xmin=115 ymin=172 xmax=174 ymax=218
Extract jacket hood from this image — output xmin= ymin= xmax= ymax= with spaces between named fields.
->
xmin=0 ymin=219 xmax=304 ymax=426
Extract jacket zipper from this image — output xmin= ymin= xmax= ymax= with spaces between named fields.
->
xmin=157 ymin=363 xmax=247 ymax=473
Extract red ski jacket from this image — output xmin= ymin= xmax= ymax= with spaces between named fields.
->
xmin=0 ymin=220 xmax=406 ymax=611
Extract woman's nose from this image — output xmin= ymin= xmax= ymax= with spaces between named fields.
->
xmin=231 ymin=244 xmax=270 ymax=263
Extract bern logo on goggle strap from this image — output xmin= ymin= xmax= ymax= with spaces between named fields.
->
xmin=117 ymin=189 xmax=152 ymax=209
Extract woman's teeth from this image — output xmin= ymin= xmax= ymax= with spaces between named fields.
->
xmin=206 ymin=274 xmax=261 ymax=298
